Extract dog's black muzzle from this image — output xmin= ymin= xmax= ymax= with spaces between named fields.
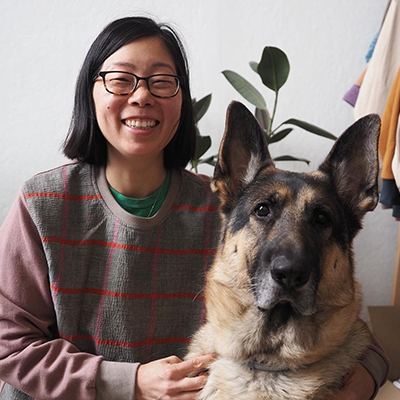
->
xmin=270 ymin=254 xmax=311 ymax=290
xmin=251 ymin=237 xmax=320 ymax=317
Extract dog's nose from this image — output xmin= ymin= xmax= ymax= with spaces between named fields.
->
xmin=270 ymin=256 xmax=310 ymax=289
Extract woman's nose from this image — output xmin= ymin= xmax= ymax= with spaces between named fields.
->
xmin=127 ymin=80 xmax=154 ymax=106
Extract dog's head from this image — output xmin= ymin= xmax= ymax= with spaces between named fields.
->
xmin=211 ymin=101 xmax=380 ymax=325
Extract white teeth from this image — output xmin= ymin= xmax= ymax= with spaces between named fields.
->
xmin=124 ymin=120 xmax=157 ymax=129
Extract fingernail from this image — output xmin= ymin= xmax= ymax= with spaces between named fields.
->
xmin=193 ymin=359 xmax=203 ymax=368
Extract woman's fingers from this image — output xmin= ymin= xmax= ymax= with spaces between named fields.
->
xmin=135 ymin=354 xmax=215 ymax=399
xmin=169 ymin=354 xmax=215 ymax=376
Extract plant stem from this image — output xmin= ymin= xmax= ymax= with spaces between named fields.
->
xmin=270 ymin=122 xmax=283 ymax=135
xmin=192 ymin=160 xmax=198 ymax=173
xmin=268 ymin=90 xmax=279 ymax=133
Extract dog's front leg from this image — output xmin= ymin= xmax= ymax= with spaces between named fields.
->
xmin=196 ymin=359 xmax=263 ymax=400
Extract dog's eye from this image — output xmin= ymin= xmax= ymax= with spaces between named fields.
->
xmin=254 ymin=204 xmax=271 ymax=218
xmin=315 ymin=211 xmax=330 ymax=226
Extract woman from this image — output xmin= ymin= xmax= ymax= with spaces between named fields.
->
xmin=0 ymin=16 xmax=389 ymax=400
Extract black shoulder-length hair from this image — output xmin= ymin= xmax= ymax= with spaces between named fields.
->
xmin=63 ymin=16 xmax=196 ymax=169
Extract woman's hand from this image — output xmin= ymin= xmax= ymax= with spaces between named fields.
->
xmin=135 ymin=354 xmax=214 ymax=400
xmin=327 ymin=363 xmax=376 ymax=400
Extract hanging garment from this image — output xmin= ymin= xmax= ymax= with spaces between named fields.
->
xmin=343 ymin=67 xmax=367 ymax=107
xmin=379 ymin=67 xmax=400 ymax=217
xmin=391 ymin=115 xmax=400 ymax=190
xmin=343 ymin=1 xmax=392 ymax=108
xmin=355 ymin=0 xmax=400 ymax=118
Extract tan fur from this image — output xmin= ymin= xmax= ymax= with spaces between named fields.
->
xmin=186 ymin=102 xmax=379 ymax=399
xmin=187 ymin=222 xmax=371 ymax=399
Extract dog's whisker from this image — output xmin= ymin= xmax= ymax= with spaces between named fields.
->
xmin=193 ymin=288 xmax=204 ymax=302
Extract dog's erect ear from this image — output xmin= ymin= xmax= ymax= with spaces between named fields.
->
xmin=319 ymin=114 xmax=381 ymax=218
xmin=212 ymin=101 xmax=273 ymax=207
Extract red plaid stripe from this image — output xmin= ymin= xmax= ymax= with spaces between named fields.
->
xmin=49 ymin=284 xmax=205 ymax=300
xmin=58 ymin=332 xmax=190 ymax=348
xmin=41 ymin=237 xmax=216 ymax=255
xmin=171 ymin=205 xmax=218 ymax=212
xmin=24 ymin=192 xmax=102 ymax=201
xmin=95 ymin=218 xmax=120 ymax=353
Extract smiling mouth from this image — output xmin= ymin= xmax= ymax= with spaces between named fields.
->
xmin=123 ymin=119 xmax=159 ymax=129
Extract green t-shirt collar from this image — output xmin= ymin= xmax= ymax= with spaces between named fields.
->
xmin=109 ymin=171 xmax=171 ymax=218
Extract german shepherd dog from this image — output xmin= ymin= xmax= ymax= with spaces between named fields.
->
xmin=186 ymin=102 xmax=381 ymax=399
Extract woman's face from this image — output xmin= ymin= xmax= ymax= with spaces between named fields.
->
xmin=93 ymin=36 xmax=182 ymax=167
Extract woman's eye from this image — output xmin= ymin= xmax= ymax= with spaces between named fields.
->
xmin=254 ymin=204 xmax=271 ymax=218
xmin=152 ymin=79 xmax=174 ymax=87
xmin=110 ymin=77 xmax=131 ymax=83
xmin=153 ymin=79 xmax=168 ymax=84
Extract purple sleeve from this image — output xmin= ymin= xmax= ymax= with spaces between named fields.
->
xmin=0 ymin=190 xmax=102 ymax=399
xmin=364 ymin=338 xmax=391 ymax=399
xmin=357 ymin=319 xmax=391 ymax=398
xmin=343 ymin=84 xmax=361 ymax=107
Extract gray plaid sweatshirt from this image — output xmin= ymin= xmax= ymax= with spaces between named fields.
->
xmin=0 ymin=162 xmax=220 ymax=399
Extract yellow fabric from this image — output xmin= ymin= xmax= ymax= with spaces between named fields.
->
xmin=380 ymin=67 xmax=400 ymax=180
xmin=355 ymin=67 xmax=367 ymax=86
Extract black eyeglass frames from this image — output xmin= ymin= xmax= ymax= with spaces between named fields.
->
xmin=96 ymin=71 xmax=182 ymax=98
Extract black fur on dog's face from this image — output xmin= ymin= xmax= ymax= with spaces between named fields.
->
xmin=212 ymin=102 xmax=380 ymax=326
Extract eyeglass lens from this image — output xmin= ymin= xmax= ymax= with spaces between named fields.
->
xmin=103 ymin=72 xmax=179 ymax=97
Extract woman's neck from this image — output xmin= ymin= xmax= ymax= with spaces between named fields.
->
xmin=105 ymin=154 xmax=167 ymax=199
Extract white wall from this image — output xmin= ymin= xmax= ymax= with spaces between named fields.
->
xmin=0 ymin=0 xmax=396 ymax=318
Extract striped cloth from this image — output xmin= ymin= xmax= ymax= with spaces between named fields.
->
xmin=0 ymin=162 xmax=220 ymax=399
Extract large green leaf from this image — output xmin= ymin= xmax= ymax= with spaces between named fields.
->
xmin=255 ymin=107 xmax=270 ymax=132
xmin=268 ymin=128 xmax=293 ymax=144
xmin=273 ymin=155 xmax=310 ymax=165
xmin=283 ymin=119 xmax=337 ymax=140
xmin=249 ymin=61 xmax=259 ymax=73
xmin=222 ymin=70 xmax=267 ymax=109
xmin=193 ymin=94 xmax=212 ymax=123
xmin=194 ymin=135 xmax=212 ymax=160
xmin=257 ymin=47 xmax=290 ymax=92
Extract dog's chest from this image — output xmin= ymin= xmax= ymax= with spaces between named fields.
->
xmin=197 ymin=358 xmax=337 ymax=400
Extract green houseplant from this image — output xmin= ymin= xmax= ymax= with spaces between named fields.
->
xmin=222 ymin=46 xmax=336 ymax=164
xmin=191 ymin=94 xmax=217 ymax=172
xmin=190 ymin=46 xmax=336 ymax=172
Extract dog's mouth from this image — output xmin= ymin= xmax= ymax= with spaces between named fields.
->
xmin=258 ymin=301 xmax=295 ymax=328
xmin=259 ymin=299 xmax=295 ymax=315
xmin=271 ymin=300 xmax=294 ymax=318
xmin=257 ymin=294 xmax=316 ymax=320
xmin=253 ymin=270 xmax=318 ymax=319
